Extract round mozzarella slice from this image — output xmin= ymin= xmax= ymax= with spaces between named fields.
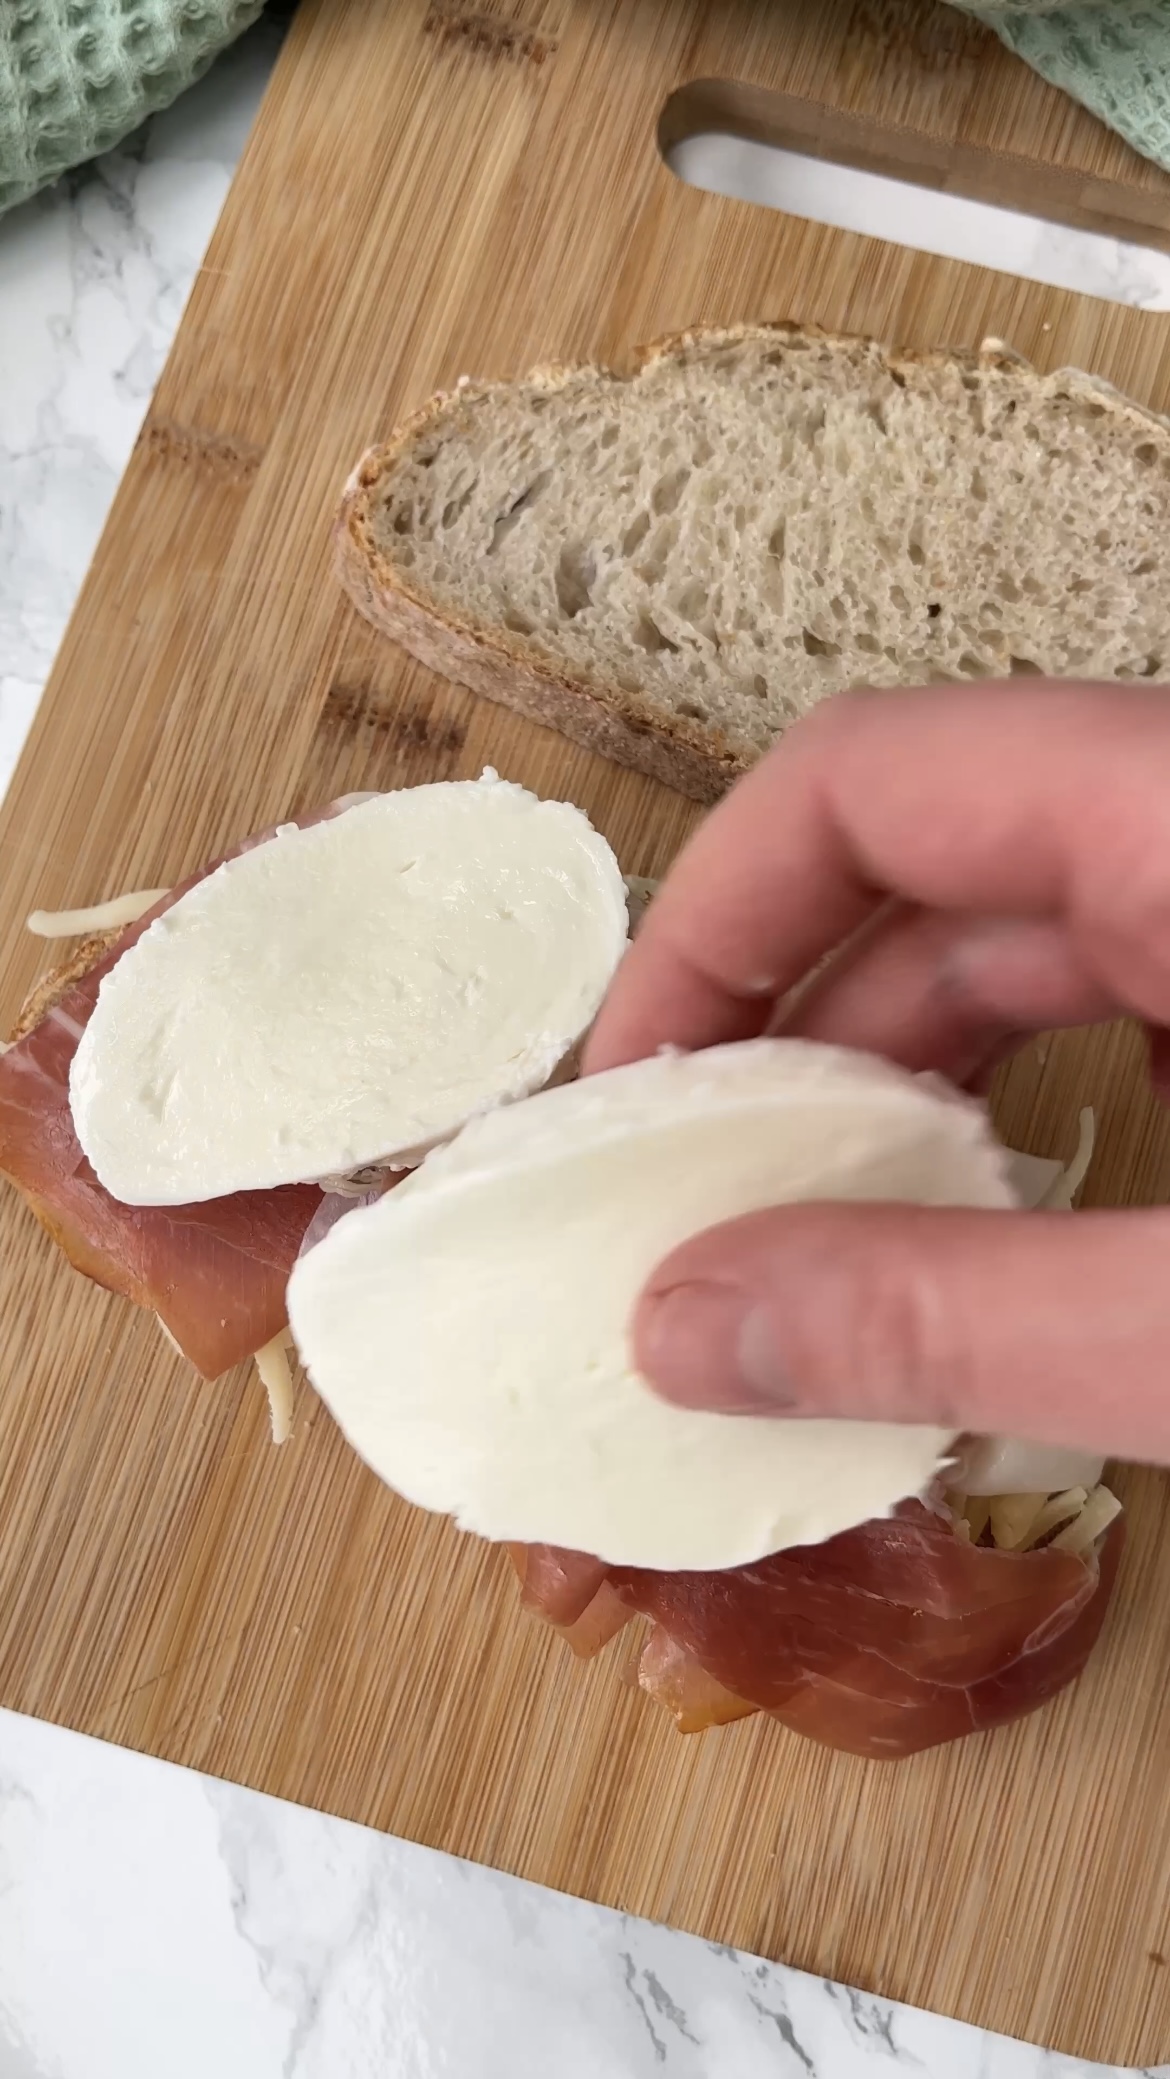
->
xmin=70 ymin=773 xmax=628 ymax=1205
xmin=288 ymin=1038 xmax=1018 ymax=1572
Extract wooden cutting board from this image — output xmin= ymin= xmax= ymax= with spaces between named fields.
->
xmin=3 ymin=0 xmax=1170 ymax=2061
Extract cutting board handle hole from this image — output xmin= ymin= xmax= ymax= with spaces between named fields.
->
xmin=660 ymin=81 xmax=1170 ymax=314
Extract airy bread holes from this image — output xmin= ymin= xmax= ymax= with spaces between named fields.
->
xmin=802 ymin=627 xmax=840 ymax=659
xmin=488 ymin=470 xmax=554 ymax=553
xmin=634 ymin=613 xmax=680 ymax=655
xmin=555 ymin=540 xmax=595 ymax=620
xmin=652 ymin=467 xmax=691 ymax=516
xmin=442 ymin=480 xmax=477 ymax=529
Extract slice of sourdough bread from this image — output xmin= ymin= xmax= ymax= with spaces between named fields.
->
xmin=336 ymin=325 xmax=1170 ymax=803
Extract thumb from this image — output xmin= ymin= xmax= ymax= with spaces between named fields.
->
xmin=634 ymin=1203 xmax=1170 ymax=1465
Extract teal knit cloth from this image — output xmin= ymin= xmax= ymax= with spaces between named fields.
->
xmin=0 ymin=0 xmax=264 ymax=214
xmin=950 ymin=2 xmax=1170 ymax=174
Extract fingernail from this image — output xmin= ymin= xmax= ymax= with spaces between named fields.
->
xmin=638 ymin=1282 xmax=799 ymax=1414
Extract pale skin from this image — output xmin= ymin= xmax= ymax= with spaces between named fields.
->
xmin=584 ymin=681 xmax=1170 ymax=1466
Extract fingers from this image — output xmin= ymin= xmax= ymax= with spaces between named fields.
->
xmin=634 ymin=1202 xmax=1170 ymax=1465
xmin=776 ymin=907 xmax=1119 ymax=1080
xmin=587 ymin=681 xmax=1170 ymax=1073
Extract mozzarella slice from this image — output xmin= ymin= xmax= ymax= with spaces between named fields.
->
xmin=956 ymin=1436 xmax=1105 ymax=1500
xmin=70 ymin=773 xmax=628 ymax=1205
xmin=288 ymin=1038 xmax=1017 ymax=1572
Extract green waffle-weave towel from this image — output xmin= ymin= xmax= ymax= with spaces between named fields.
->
xmin=0 ymin=0 xmax=264 ymax=214
xmin=949 ymin=2 xmax=1170 ymax=173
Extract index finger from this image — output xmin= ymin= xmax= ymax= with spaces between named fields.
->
xmin=586 ymin=680 xmax=1170 ymax=1071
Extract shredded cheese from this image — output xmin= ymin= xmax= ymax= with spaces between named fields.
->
xmin=1051 ymin=1484 xmax=1123 ymax=1556
xmin=255 ymin=1330 xmax=296 ymax=1445
xmin=961 ymin=1495 xmax=992 ymax=1546
xmin=624 ymin=876 xmax=659 ymax=907
xmin=624 ymin=876 xmax=659 ymax=937
xmin=947 ymin=1480 xmax=1119 ymax=1557
xmin=1059 ymin=1108 xmax=1097 ymax=1208
xmin=1023 ymin=1486 xmax=1089 ymax=1548
xmin=989 ymin=1491 xmax=1048 ymax=1552
xmin=27 ymin=888 xmax=170 ymax=938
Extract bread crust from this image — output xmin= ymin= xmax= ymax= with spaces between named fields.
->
xmin=10 ymin=930 xmax=120 ymax=1043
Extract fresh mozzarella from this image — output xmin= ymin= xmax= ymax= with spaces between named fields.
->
xmin=955 ymin=1436 xmax=1106 ymax=1500
xmin=70 ymin=773 xmax=628 ymax=1205
xmin=288 ymin=1039 xmax=1017 ymax=1572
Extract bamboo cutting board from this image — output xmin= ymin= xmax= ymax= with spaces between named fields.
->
xmin=3 ymin=0 xmax=1170 ymax=2062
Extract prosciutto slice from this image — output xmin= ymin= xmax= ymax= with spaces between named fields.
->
xmin=0 ymin=829 xmax=334 ymax=1380
xmin=511 ymin=1502 xmax=1124 ymax=1758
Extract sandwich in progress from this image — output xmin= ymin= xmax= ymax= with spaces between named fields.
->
xmin=3 ymin=773 xmax=1122 ymax=1757
xmin=289 ymin=1040 xmax=1121 ymax=1758
xmin=0 ymin=773 xmax=630 ymax=1428
xmin=337 ymin=326 xmax=1170 ymax=802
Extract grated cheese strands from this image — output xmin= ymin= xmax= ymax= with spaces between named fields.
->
xmin=989 ymin=1492 xmax=1047 ymax=1552
xmin=963 ymin=1495 xmax=992 ymax=1545
xmin=27 ymin=888 xmax=170 ymax=937
xmin=1051 ymin=1484 xmax=1123 ymax=1556
xmin=948 ymin=1481 xmax=1119 ymax=1558
xmin=1018 ymin=1487 xmax=1088 ymax=1551
xmin=1004 ymin=1107 xmax=1096 ymax=1214
xmin=623 ymin=876 xmax=659 ymax=937
xmin=255 ymin=1330 xmax=296 ymax=1445
xmin=623 ymin=876 xmax=658 ymax=905
xmin=1051 ymin=1114 xmax=1097 ymax=1214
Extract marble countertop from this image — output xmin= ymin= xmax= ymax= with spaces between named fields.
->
xmin=0 ymin=17 xmax=1166 ymax=2074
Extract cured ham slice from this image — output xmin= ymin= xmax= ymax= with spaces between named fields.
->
xmin=0 ymin=840 xmax=326 ymax=1381
xmin=636 ymin=1628 xmax=756 ymax=1732
xmin=513 ymin=1501 xmax=1124 ymax=1758
xmin=509 ymin=1544 xmax=630 ymax=1658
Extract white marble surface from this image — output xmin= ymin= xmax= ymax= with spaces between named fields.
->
xmin=0 ymin=1705 xmax=1155 ymax=2079
xmin=0 ymin=18 xmax=1167 ymax=2074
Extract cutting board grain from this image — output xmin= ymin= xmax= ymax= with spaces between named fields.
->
xmin=3 ymin=0 xmax=1170 ymax=2061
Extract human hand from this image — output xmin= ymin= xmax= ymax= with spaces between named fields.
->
xmin=584 ymin=681 xmax=1170 ymax=1464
